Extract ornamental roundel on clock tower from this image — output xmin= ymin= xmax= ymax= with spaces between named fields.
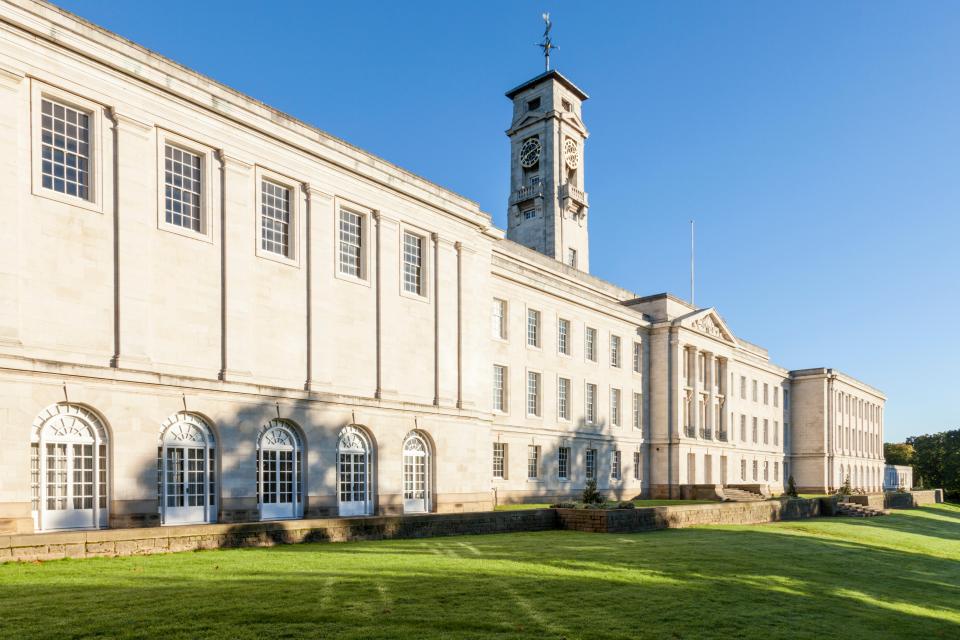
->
xmin=505 ymin=70 xmax=590 ymax=272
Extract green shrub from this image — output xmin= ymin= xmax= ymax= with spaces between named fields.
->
xmin=549 ymin=502 xmax=576 ymax=509
xmin=835 ymin=474 xmax=852 ymax=497
xmin=581 ymin=479 xmax=603 ymax=505
xmin=616 ymin=501 xmax=635 ymax=509
xmin=785 ymin=475 xmax=798 ymax=498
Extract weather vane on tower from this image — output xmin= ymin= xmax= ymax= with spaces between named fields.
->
xmin=537 ymin=13 xmax=558 ymax=72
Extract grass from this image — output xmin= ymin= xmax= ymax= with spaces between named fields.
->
xmin=1 ymin=504 xmax=958 ymax=639
xmin=494 ymin=499 xmax=715 ymax=511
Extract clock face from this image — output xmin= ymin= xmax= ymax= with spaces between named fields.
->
xmin=563 ymin=138 xmax=580 ymax=170
xmin=519 ymin=138 xmax=541 ymax=168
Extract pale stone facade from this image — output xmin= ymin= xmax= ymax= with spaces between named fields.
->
xmin=0 ymin=1 xmax=884 ymax=535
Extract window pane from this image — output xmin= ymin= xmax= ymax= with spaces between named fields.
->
xmin=261 ymin=180 xmax=291 ymax=256
xmin=40 ymin=99 xmax=90 ymax=200
xmin=403 ymin=232 xmax=424 ymax=294
xmin=164 ymin=145 xmax=202 ymax=231
xmin=339 ymin=210 xmax=363 ymax=277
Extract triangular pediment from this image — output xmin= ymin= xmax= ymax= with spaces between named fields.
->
xmin=678 ymin=308 xmax=738 ymax=345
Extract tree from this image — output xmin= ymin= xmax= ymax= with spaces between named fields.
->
xmin=580 ymin=479 xmax=603 ymax=505
xmin=836 ymin=473 xmax=852 ymax=497
xmin=907 ymin=429 xmax=960 ymax=502
xmin=785 ymin=475 xmax=798 ymax=498
xmin=884 ymin=442 xmax=915 ymax=466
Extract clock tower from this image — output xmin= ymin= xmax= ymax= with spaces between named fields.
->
xmin=505 ymin=70 xmax=590 ymax=272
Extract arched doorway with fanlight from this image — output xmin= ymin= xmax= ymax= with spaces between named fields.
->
xmin=158 ymin=412 xmax=217 ymax=525
xmin=257 ymin=419 xmax=304 ymax=521
xmin=402 ymin=431 xmax=432 ymax=514
xmin=30 ymin=403 xmax=110 ymax=531
xmin=337 ymin=425 xmax=374 ymax=517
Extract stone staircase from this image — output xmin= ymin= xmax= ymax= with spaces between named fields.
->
xmin=722 ymin=487 xmax=765 ymax=502
xmin=836 ymin=502 xmax=889 ymax=518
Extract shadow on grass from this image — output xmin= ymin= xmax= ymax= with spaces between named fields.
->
xmin=1 ymin=510 xmax=959 ymax=640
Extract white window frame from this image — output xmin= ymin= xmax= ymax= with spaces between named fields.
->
xmin=585 ymin=448 xmax=597 ymax=480
xmin=492 ymin=298 xmax=508 ymax=341
xmin=398 ymin=223 xmax=430 ymax=301
xmin=633 ymin=341 xmax=642 ymax=374
xmin=610 ymin=334 xmax=621 ymax=368
xmin=156 ymin=129 xmax=215 ymax=242
xmin=557 ymin=318 xmax=570 ymax=356
xmin=527 ymin=445 xmax=541 ymax=480
xmin=31 ymin=82 xmax=105 ymax=214
xmin=526 ymin=308 xmax=541 ymax=349
xmin=611 ymin=450 xmax=622 ymax=480
xmin=585 ymin=382 xmax=597 ymax=424
xmin=611 ymin=388 xmax=622 ymax=427
xmin=526 ymin=370 xmax=542 ymax=418
xmin=493 ymin=442 xmax=507 ymax=479
xmin=633 ymin=392 xmax=642 ymax=430
xmin=493 ymin=364 xmax=508 ymax=413
xmin=633 ymin=451 xmax=641 ymax=481
xmin=334 ymin=199 xmax=372 ymax=285
xmin=557 ymin=376 xmax=571 ymax=421
xmin=254 ymin=166 xmax=301 ymax=266
xmin=558 ymin=446 xmax=570 ymax=481
xmin=585 ymin=326 xmax=597 ymax=363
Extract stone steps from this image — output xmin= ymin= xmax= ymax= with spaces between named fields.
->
xmin=722 ymin=488 xmax=765 ymax=502
xmin=836 ymin=503 xmax=889 ymax=518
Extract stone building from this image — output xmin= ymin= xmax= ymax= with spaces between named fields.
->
xmin=0 ymin=0 xmax=885 ymax=534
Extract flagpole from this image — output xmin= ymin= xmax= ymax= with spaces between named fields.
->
xmin=690 ymin=220 xmax=695 ymax=307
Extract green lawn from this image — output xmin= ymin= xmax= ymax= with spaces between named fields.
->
xmin=494 ymin=499 xmax=715 ymax=511
xmin=1 ymin=504 xmax=958 ymax=639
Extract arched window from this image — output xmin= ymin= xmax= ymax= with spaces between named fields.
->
xmin=158 ymin=412 xmax=216 ymax=525
xmin=338 ymin=426 xmax=373 ymax=517
xmin=31 ymin=404 xmax=109 ymax=531
xmin=838 ymin=464 xmax=844 ymax=488
xmin=402 ymin=431 xmax=431 ymax=514
xmin=257 ymin=419 xmax=303 ymax=520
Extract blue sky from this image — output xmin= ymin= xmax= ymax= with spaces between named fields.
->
xmin=55 ymin=1 xmax=960 ymax=442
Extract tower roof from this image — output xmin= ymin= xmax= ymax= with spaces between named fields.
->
xmin=505 ymin=70 xmax=589 ymax=101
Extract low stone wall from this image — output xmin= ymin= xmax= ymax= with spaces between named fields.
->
xmin=884 ymin=489 xmax=943 ymax=509
xmin=847 ymin=494 xmax=886 ymax=510
xmin=0 ymin=509 xmax=557 ymax=563
xmin=557 ymin=498 xmax=821 ymax=534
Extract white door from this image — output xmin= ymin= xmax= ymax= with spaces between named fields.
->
xmin=260 ymin=449 xmax=296 ymax=520
xmin=720 ymin=456 xmax=728 ymax=486
xmin=339 ymin=451 xmax=369 ymax=516
xmin=403 ymin=434 xmax=429 ymax=514
xmin=162 ymin=446 xmax=209 ymax=525
xmin=33 ymin=404 xmax=109 ymax=532
xmin=704 ymin=454 xmax=713 ymax=484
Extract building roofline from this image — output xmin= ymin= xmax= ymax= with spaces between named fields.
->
xmin=505 ymin=69 xmax=589 ymax=101
xmin=14 ymin=0 xmax=489 ymax=226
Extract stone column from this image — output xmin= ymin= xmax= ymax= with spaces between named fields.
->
xmin=305 ymin=185 xmax=334 ymax=391
xmin=690 ymin=346 xmax=700 ymax=438
xmin=0 ymin=68 xmax=24 ymax=348
xmin=706 ymin=352 xmax=715 ymax=440
xmin=109 ymin=110 xmax=154 ymax=369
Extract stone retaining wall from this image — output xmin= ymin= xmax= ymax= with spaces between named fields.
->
xmin=884 ymin=489 xmax=943 ymax=509
xmin=0 ymin=509 xmax=558 ymax=563
xmin=558 ymin=498 xmax=821 ymax=534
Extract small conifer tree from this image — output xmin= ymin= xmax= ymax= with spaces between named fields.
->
xmin=786 ymin=475 xmax=798 ymax=498
xmin=837 ymin=473 xmax=852 ymax=497
xmin=581 ymin=478 xmax=603 ymax=505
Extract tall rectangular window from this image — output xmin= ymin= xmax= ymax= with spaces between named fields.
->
xmin=492 ymin=298 xmax=507 ymax=339
xmin=558 ymin=318 xmax=570 ymax=355
xmin=527 ymin=371 xmax=541 ymax=417
xmin=585 ymin=383 xmax=597 ymax=423
xmin=585 ymin=327 xmax=597 ymax=362
xmin=752 ymin=417 xmax=758 ymax=443
xmin=611 ymin=451 xmax=622 ymax=480
xmin=493 ymin=442 xmax=506 ymax=479
xmin=558 ymin=377 xmax=570 ymax=420
xmin=633 ymin=392 xmax=642 ymax=430
xmin=493 ymin=365 xmax=506 ymax=412
xmin=752 ymin=460 xmax=758 ymax=481
xmin=586 ymin=448 xmax=597 ymax=480
xmin=774 ymin=461 xmax=779 ymax=480
xmin=338 ymin=209 xmax=363 ymax=277
xmin=527 ymin=445 xmax=540 ymax=480
xmin=40 ymin=99 xmax=90 ymax=200
xmin=740 ymin=459 xmax=746 ymax=481
xmin=610 ymin=335 xmax=621 ymax=368
xmin=740 ymin=376 xmax=747 ymax=400
xmin=774 ymin=387 xmax=780 ymax=408
xmin=763 ymin=383 xmax=769 ymax=405
xmin=764 ymin=461 xmax=769 ymax=481
xmin=633 ymin=451 xmax=641 ymax=480
xmin=260 ymin=180 xmax=291 ymax=256
xmin=527 ymin=309 xmax=540 ymax=347
xmin=567 ymin=247 xmax=577 ymax=268
xmin=611 ymin=388 xmax=622 ymax=427
xmin=763 ymin=419 xmax=769 ymax=444
xmin=774 ymin=420 xmax=780 ymax=446
xmin=740 ymin=414 xmax=746 ymax=442
xmin=633 ymin=342 xmax=642 ymax=373
xmin=752 ymin=380 xmax=758 ymax=402
xmin=558 ymin=447 xmax=570 ymax=480
xmin=164 ymin=145 xmax=202 ymax=232
xmin=403 ymin=231 xmax=424 ymax=295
